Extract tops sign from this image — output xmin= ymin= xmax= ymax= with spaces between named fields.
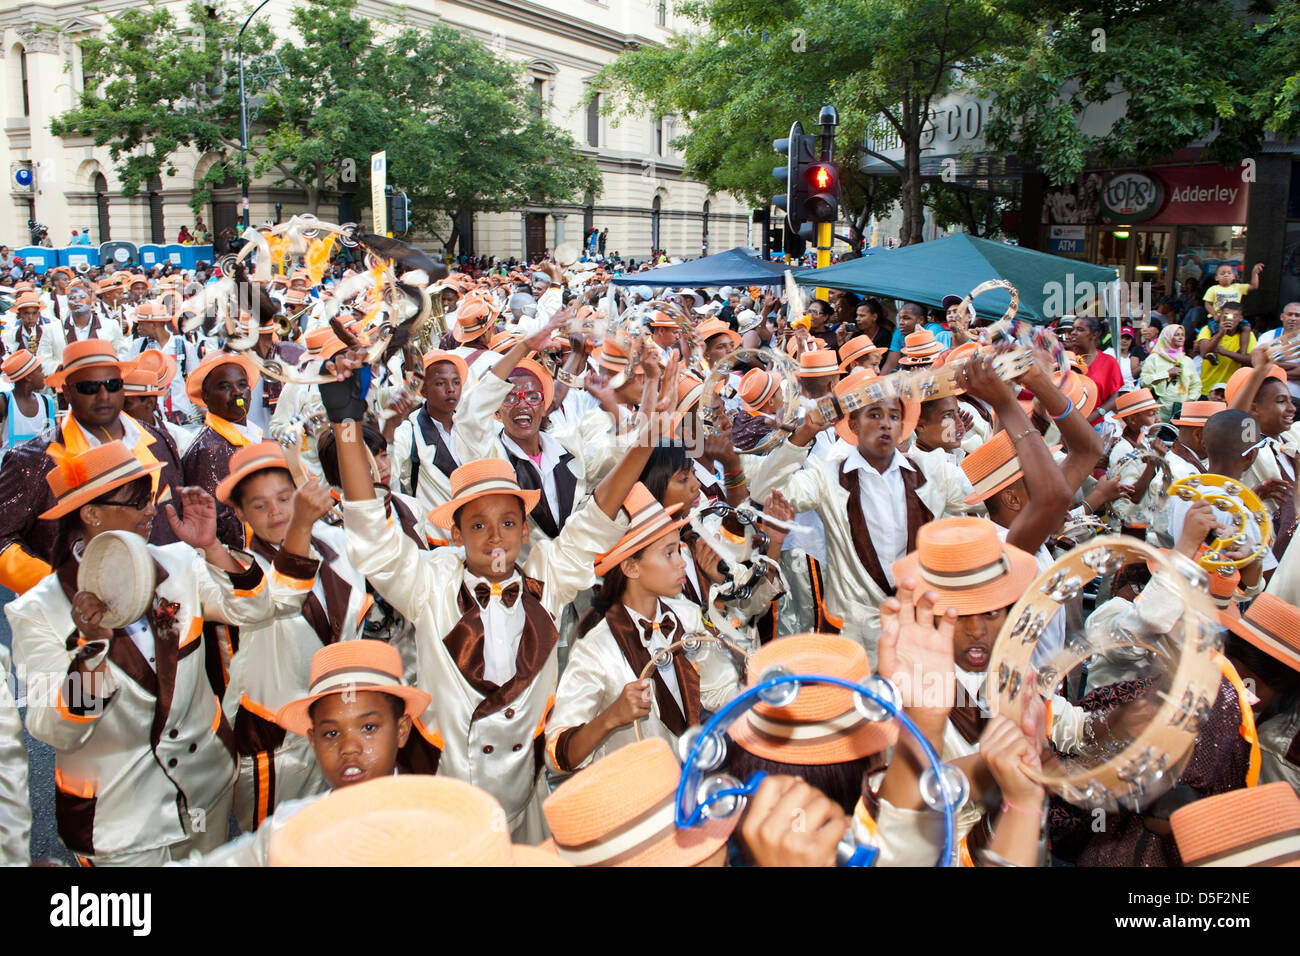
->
xmin=1099 ymin=172 xmax=1165 ymax=222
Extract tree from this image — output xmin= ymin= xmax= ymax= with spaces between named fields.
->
xmin=596 ymin=0 xmax=1022 ymax=245
xmin=977 ymin=0 xmax=1260 ymax=187
xmin=923 ymin=181 xmax=1011 ymax=238
xmin=52 ymin=0 xmax=601 ymax=242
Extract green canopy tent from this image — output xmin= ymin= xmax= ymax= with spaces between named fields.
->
xmin=792 ymin=234 xmax=1121 ymax=324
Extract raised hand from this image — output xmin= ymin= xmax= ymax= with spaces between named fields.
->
xmin=290 ymin=477 xmax=336 ymax=529
xmin=877 ymin=578 xmax=957 ymax=718
xmin=740 ymin=775 xmax=847 ymax=868
xmin=164 ymin=486 xmax=219 ymax=551
xmin=70 ymin=591 xmax=113 ymax=642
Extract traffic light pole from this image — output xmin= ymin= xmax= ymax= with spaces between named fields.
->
xmin=815 ymin=221 xmax=831 ymax=301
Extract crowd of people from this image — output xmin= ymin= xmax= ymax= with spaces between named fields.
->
xmin=0 ymin=238 xmax=1297 ymax=869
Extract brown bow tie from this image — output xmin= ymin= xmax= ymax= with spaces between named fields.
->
xmin=638 ymin=615 xmax=677 ymax=647
xmin=474 ymin=581 xmax=521 ymax=610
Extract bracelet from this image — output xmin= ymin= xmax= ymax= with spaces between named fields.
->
xmin=1000 ymin=797 xmax=1042 ymax=818
xmin=1048 ymin=397 xmax=1074 ymax=421
xmin=1080 ymin=500 xmax=1093 ymax=515
xmin=1009 ymin=426 xmax=1036 ymax=444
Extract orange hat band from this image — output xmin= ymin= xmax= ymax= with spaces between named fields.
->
xmin=553 ymin=792 xmax=676 ymax=867
xmin=919 ymin=554 xmax=1010 ymax=591
xmin=968 ymin=455 xmax=1023 ymax=501
xmin=745 ymin=704 xmax=865 ymax=746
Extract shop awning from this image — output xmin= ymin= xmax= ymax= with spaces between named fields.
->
xmin=792 ymin=234 xmax=1121 ymax=323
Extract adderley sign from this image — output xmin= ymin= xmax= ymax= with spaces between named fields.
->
xmin=1098 ymin=172 xmax=1165 ymax=222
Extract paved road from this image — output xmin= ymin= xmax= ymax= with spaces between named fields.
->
xmin=2 ymin=586 xmax=74 ymax=865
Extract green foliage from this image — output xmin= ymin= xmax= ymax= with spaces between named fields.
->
xmin=52 ymin=0 xmax=600 ymax=239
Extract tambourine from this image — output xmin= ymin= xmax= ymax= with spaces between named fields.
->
xmin=700 ymin=347 xmax=804 ymax=454
xmin=1167 ymin=474 xmax=1272 ymax=571
xmin=673 ymin=669 xmax=966 ymax=866
xmin=631 ymin=633 xmax=748 ymax=742
xmin=988 ymin=536 xmax=1223 ymax=812
xmin=77 ymin=530 xmax=157 ymax=630
xmin=1104 ymin=448 xmax=1173 ymax=526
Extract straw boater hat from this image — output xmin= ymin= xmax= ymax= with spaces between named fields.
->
xmin=647 ymin=310 xmax=677 ymax=329
xmin=696 ymin=317 xmax=740 ymax=348
xmin=267 ymin=775 xmax=565 ymax=867
xmin=796 ymin=347 xmax=840 ymax=379
xmin=899 ymin=329 xmax=945 ymax=366
xmin=39 ymin=441 xmax=164 ymax=520
xmin=9 ymin=291 xmax=42 ymax=313
xmin=1225 ymin=364 xmax=1286 ymax=406
xmin=452 ymin=293 xmax=499 ymax=344
xmin=132 ymin=300 xmax=173 ymax=325
xmin=931 ymin=340 xmax=977 ymax=370
xmin=540 ymin=737 xmax=737 ymax=866
xmin=838 ymin=334 xmax=882 ymax=371
xmin=122 ymin=367 xmax=166 ymax=398
xmin=593 ymin=338 xmax=632 ymax=377
xmin=2 ymin=351 xmax=40 ymax=385
xmin=1114 ymin=387 xmax=1159 ymax=419
xmin=1220 ymin=593 xmax=1300 ymax=672
xmin=422 ymin=348 xmax=469 ymax=383
xmin=489 ymin=330 xmax=521 ymax=354
xmin=736 ymin=308 xmax=762 ymax=335
xmin=832 ymin=367 xmax=920 ymax=445
xmin=46 ymin=340 xmax=126 ymax=389
xmin=186 ymin=351 xmax=262 ymax=408
xmin=738 ymin=367 xmax=780 ymax=416
xmin=508 ymin=357 xmax=555 ymax=411
xmin=215 ymin=441 xmax=293 ymax=505
xmin=961 ymin=429 xmax=1039 ymax=505
xmin=276 ymin=640 xmax=431 ymax=738
xmin=1170 ymin=782 xmax=1300 ymax=867
xmin=728 ymin=633 xmax=900 ymax=764
xmin=1172 ymin=400 xmax=1227 ymax=428
xmin=891 ymin=517 xmax=1039 ymax=616
xmin=1056 ymin=369 xmax=1099 ymax=420
xmin=133 ymin=349 xmax=179 ymax=391
xmin=428 ymin=457 xmax=541 ymax=530
xmin=594 ymin=483 xmax=688 ymax=576
xmin=301 ymin=326 xmax=348 ymax=364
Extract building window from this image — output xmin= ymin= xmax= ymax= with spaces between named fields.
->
xmin=532 ymin=77 xmax=545 ymax=118
xmin=20 ymin=49 xmax=31 ymax=117
xmin=655 ymin=116 xmax=664 ymax=156
xmin=657 ymin=0 xmax=666 ymax=26
xmin=95 ymin=173 xmax=110 ymax=241
xmin=586 ymin=93 xmax=600 ymax=148
xmin=651 ymin=195 xmax=661 ymax=253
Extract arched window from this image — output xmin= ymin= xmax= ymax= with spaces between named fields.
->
xmin=95 ymin=173 xmax=110 ymax=241
xmin=650 ymin=195 xmax=661 ymax=253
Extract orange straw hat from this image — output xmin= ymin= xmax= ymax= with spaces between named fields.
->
xmin=696 ymin=317 xmax=740 ymax=348
xmin=302 ymin=326 xmax=348 ymax=363
xmin=674 ymin=371 xmax=706 ymax=415
xmin=267 ymin=775 xmax=566 ymax=867
xmin=541 ymin=737 xmax=737 ymax=866
xmin=931 ymin=341 xmax=977 ymax=370
xmin=489 ymin=330 xmax=521 ymax=354
xmin=133 ymin=348 xmax=178 ymax=390
xmin=8 ymin=291 xmax=42 ymax=313
xmin=837 ymin=334 xmax=882 ymax=371
xmin=1172 ymin=400 xmax=1226 ymax=428
xmin=46 ymin=340 xmax=126 ymax=389
xmin=1114 ymin=387 xmax=1159 ymax=418
xmin=215 ymin=441 xmax=293 ymax=505
xmin=186 ymin=351 xmax=262 ymax=408
xmin=132 ymin=300 xmax=174 ymax=325
xmin=40 ymin=441 xmax=164 ymax=520
xmin=1220 ymin=593 xmax=1300 ymax=672
xmin=1057 ymin=369 xmax=1098 ymax=419
xmin=509 ymin=357 xmax=555 ymax=411
xmin=594 ymin=483 xmax=688 ymax=576
xmin=728 ymin=633 xmax=900 ymax=764
xmin=1225 ymin=363 xmax=1286 ymax=406
xmin=899 ymin=329 xmax=945 ymax=366
xmin=428 ymin=457 xmax=541 ymax=530
xmin=961 ymin=430 xmax=1027 ymax=504
xmin=832 ymin=367 xmax=920 ymax=445
xmin=422 ymin=348 xmax=469 ymax=383
xmin=647 ymin=309 xmax=678 ymax=329
xmin=593 ymin=338 xmax=632 ymax=376
xmin=738 ymin=367 xmax=780 ymax=415
xmin=452 ymin=292 xmax=500 ymax=343
xmin=891 ymin=516 xmax=1039 ymax=616
xmin=122 ymin=367 xmax=166 ymax=398
xmin=1170 ymin=782 xmax=1300 ymax=867
xmin=2 ymin=351 xmax=41 ymax=385
xmin=796 ymin=347 xmax=841 ymax=379
xmin=275 ymin=640 xmax=432 ymax=738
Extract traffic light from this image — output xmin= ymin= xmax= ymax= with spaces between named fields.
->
xmin=772 ymin=121 xmax=818 ymax=238
xmin=797 ymin=160 xmax=840 ymax=242
xmin=385 ymin=185 xmax=410 ymax=235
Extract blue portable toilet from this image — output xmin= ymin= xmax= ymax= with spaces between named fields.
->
xmin=60 ymin=246 xmax=100 ymax=271
xmin=14 ymin=247 xmax=56 ymax=273
xmin=138 ymin=244 xmax=168 ymax=269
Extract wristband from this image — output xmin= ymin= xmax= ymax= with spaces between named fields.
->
xmin=1048 ymin=397 xmax=1074 ymax=421
xmin=319 ymin=365 xmax=371 ymax=423
xmin=1000 ymin=797 xmax=1042 ymax=818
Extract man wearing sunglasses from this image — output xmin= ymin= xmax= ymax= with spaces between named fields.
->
xmin=44 ymin=279 xmax=129 ymax=368
xmin=0 ymin=340 xmax=184 ymax=594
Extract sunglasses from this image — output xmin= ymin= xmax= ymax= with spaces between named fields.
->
xmin=502 ymin=389 xmax=544 ymax=408
xmin=99 ymin=483 xmax=161 ymax=511
xmin=72 ymin=378 xmax=124 ymax=395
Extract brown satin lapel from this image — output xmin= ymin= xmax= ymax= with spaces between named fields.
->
xmin=1173 ymin=443 xmax=1203 ymax=470
xmin=901 ymin=466 xmax=933 ymax=553
xmin=673 ymin=647 xmax=701 ymax=727
xmin=837 ymin=467 xmax=894 ymax=596
xmin=443 ymin=575 xmax=558 ymax=722
xmin=949 ymin=705 xmax=987 ymax=746
xmin=385 ymin=492 xmax=426 ymax=549
xmin=310 ymin=536 xmax=353 ymax=644
xmin=604 ymin=605 xmax=689 ymax=735
xmin=148 ymin=606 xmax=180 ymax=749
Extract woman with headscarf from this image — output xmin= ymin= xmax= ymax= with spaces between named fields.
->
xmin=1140 ymin=325 xmax=1201 ymax=419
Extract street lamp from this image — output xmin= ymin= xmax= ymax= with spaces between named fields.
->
xmin=238 ymin=0 xmax=273 ymax=230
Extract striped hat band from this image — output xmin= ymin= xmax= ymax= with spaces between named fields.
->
xmin=919 ymin=553 xmax=1012 ymax=591
xmin=553 ymin=792 xmax=677 ymax=867
xmin=969 ymin=454 xmax=1024 ymax=500
xmin=307 ymin=664 xmax=406 ymax=699
xmin=52 ymin=457 xmax=146 ymax=506
xmin=745 ymin=704 xmax=867 ymax=747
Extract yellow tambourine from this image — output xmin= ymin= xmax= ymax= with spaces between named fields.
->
xmin=1167 ymin=474 xmax=1272 ymax=571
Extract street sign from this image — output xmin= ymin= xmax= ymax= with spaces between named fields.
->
xmin=1049 ymin=225 xmax=1086 ymax=254
xmin=371 ymin=151 xmax=387 ymax=236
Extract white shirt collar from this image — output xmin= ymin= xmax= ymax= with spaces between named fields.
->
xmin=841 ymin=446 xmax=913 ymax=478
